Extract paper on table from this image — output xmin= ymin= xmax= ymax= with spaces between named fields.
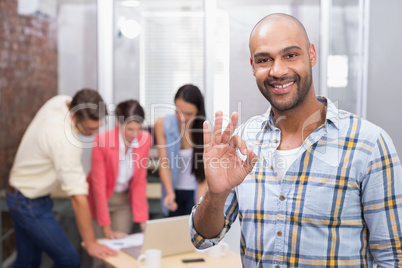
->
xmin=98 ymin=233 xmax=144 ymax=250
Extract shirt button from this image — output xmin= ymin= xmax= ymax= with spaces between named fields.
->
xmin=273 ymin=138 xmax=278 ymax=143
xmin=277 ymin=231 xmax=282 ymax=236
xmin=270 ymin=165 xmax=274 ymax=170
xmin=279 ymin=195 xmax=285 ymax=201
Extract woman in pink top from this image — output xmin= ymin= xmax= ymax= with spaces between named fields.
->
xmin=87 ymin=100 xmax=151 ymax=245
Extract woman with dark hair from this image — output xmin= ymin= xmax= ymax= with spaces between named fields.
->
xmin=87 ymin=100 xmax=151 ymax=266
xmin=154 ymin=84 xmax=207 ymax=217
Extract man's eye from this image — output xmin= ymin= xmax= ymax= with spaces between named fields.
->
xmin=287 ymin=53 xmax=297 ymax=59
xmin=258 ymin=58 xmax=269 ymax=63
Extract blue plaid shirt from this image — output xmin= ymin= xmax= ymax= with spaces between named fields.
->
xmin=191 ymin=97 xmax=402 ymax=267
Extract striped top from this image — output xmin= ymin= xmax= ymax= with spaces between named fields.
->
xmin=190 ymin=97 xmax=402 ymax=267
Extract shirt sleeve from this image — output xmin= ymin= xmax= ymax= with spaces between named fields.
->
xmin=189 ymin=189 xmax=239 ymax=249
xmin=90 ymin=134 xmax=112 ymax=226
xmin=362 ymin=129 xmax=402 ymax=265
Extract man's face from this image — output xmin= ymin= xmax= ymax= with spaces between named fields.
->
xmin=75 ymin=119 xmax=102 ymax=136
xmin=249 ymin=22 xmax=316 ymax=112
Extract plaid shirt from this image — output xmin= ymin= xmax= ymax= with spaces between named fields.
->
xmin=191 ymin=97 xmax=402 ymax=267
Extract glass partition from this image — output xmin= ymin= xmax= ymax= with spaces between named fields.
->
xmin=326 ymin=0 xmax=369 ymax=116
xmin=113 ymin=0 xmax=205 ymax=125
xmin=111 ymin=0 xmax=369 ymax=123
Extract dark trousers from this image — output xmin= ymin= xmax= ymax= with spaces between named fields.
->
xmin=169 ymin=189 xmax=195 ymax=217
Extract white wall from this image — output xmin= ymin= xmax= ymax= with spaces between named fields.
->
xmin=367 ymin=0 xmax=402 ymax=156
xmin=58 ymin=4 xmax=97 ymax=96
xmin=113 ymin=6 xmax=141 ymax=104
xmin=58 ymin=4 xmax=99 ymax=175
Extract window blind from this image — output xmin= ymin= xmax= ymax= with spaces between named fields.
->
xmin=140 ymin=12 xmax=205 ymax=125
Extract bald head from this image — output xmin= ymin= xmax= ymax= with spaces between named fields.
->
xmin=248 ymin=13 xmax=317 ymax=113
xmin=249 ymin=13 xmax=310 ymax=51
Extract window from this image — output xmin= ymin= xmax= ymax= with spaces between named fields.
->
xmin=140 ymin=12 xmax=205 ymax=125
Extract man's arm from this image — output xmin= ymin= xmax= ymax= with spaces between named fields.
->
xmin=196 ymin=179 xmax=207 ymax=205
xmin=193 ymin=190 xmax=230 ymax=238
xmin=70 ymin=195 xmax=117 ymax=259
xmin=193 ymin=111 xmax=257 ymax=238
xmin=362 ymin=130 xmax=402 ymax=265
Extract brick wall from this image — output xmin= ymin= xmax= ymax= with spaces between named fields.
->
xmin=0 ymin=0 xmax=58 ymax=189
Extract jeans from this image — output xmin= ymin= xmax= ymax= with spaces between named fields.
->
xmin=6 ymin=190 xmax=80 ymax=268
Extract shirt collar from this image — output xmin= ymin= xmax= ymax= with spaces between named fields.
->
xmin=320 ymin=96 xmax=339 ymax=129
xmin=260 ymin=96 xmax=340 ymax=132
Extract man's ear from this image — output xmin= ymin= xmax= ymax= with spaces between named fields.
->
xmin=309 ymin=44 xmax=317 ymax=67
xmin=250 ymin=57 xmax=256 ymax=76
xmin=70 ymin=113 xmax=76 ymax=122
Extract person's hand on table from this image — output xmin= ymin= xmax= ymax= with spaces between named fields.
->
xmin=139 ymin=222 xmax=146 ymax=232
xmin=86 ymin=241 xmax=118 ymax=259
xmin=103 ymin=225 xmax=127 ymax=239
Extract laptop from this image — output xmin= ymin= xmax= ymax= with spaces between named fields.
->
xmin=121 ymin=215 xmax=195 ymax=258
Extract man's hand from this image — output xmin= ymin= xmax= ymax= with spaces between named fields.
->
xmin=193 ymin=111 xmax=257 ymax=239
xmin=70 ymin=195 xmax=118 ymax=259
xmin=86 ymin=241 xmax=118 ymax=259
xmin=203 ymin=111 xmax=257 ymax=196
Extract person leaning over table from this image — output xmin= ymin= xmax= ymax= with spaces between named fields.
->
xmin=87 ymin=99 xmax=151 ymax=267
xmin=190 ymin=13 xmax=402 ymax=267
xmin=6 ymin=89 xmax=117 ymax=268
xmin=154 ymin=84 xmax=207 ymax=217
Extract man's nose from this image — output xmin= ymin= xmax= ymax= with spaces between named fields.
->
xmin=269 ymin=59 xmax=288 ymax=78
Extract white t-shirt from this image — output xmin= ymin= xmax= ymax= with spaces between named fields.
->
xmin=274 ymin=147 xmax=301 ymax=181
xmin=175 ymin=148 xmax=197 ymax=190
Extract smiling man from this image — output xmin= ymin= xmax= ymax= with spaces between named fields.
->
xmin=190 ymin=13 xmax=402 ymax=267
xmin=6 ymin=89 xmax=117 ymax=267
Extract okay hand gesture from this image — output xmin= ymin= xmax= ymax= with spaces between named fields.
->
xmin=203 ymin=111 xmax=258 ymax=196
